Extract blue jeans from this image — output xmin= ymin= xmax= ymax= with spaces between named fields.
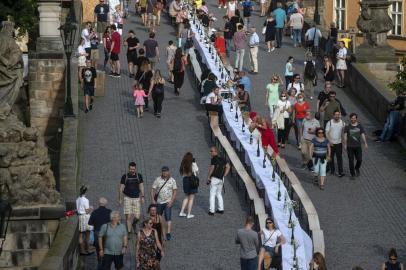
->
xmin=292 ymin=29 xmax=302 ymax=46
xmin=157 ymin=203 xmax=172 ymax=221
xmin=225 ymin=39 xmax=233 ymax=58
xmin=380 ymin=110 xmax=400 ymax=141
xmin=240 ymin=257 xmax=258 ymax=270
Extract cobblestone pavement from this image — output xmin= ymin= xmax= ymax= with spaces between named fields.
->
xmin=207 ymin=3 xmax=406 ymax=270
xmin=77 ymin=1 xmax=406 ymax=270
xmin=79 ymin=4 xmax=246 ymax=270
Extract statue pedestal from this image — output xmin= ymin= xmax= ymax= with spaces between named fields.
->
xmin=356 ymin=44 xmax=397 ymax=63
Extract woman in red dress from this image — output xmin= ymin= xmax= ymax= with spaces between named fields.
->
xmin=255 ymin=116 xmax=279 ymax=157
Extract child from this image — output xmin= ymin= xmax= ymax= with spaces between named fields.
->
xmin=133 ymin=83 xmax=148 ymax=118
xmin=90 ymin=29 xmax=99 ymax=68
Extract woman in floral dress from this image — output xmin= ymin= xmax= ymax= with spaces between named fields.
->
xmin=136 ymin=218 xmax=164 ymax=270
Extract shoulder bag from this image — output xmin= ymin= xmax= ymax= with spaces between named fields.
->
xmin=184 ymin=30 xmax=194 ymax=49
xmin=306 ymin=27 xmax=317 ymax=48
xmin=153 ymin=178 xmax=169 ymax=202
xmin=190 ymin=171 xmax=200 ymax=189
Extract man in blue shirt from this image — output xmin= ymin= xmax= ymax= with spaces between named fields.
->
xmin=238 ymin=71 xmax=252 ymax=93
xmin=273 ymin=2 xmax=287 ymax=48
xmin=241 ymin=0 xmax=254 ymax=30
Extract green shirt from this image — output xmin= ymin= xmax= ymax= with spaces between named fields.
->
xmin=99 ymin=223 xmax=128 ymax=255
xmin=266 ymin=83 xmax=280 ymax=108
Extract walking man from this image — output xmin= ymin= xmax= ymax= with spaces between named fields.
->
xmin=248 ymin=27 xmax=259 ymax=74
xmin=207 ymin=146 xmax=230 ymax=215
xmin=151 ymin=166 xmax=177 ymax=241
xmin=222 ymin=16 xmax=233 ymax=58
xmin=343 ymin=113 xmax=368 ymax=179
xmin=76 ymin=185 xmax=95 ymax=255
xmin=81 ymin=60 xmax=97 ymax=113
xmin=109 ymin=24 xmax=121 ymax=77
xmin=301 ymin=111 xmax=320 ymax=169
xmin=320 ymin=91 xmax=341 ymax=127
xmin=233 ymin=24 xmax=247 ymax=71
xmin=94 ymin=0 xmax=110 ymax=42
xmin=119 ymin=162 xmax=144 ymax=234
xmin=98 ymin=211 xmax=128 ymax=270
xmin=273 ymin=2 xmax=286 ymax=48
xmin=88 ymin=197 xmax=112 ymax=270
xmin=288 ymin=9 xmax=303 ymax=47
xmin=236 ymin=216 xmax=259 ymax=270
xmin=143 ymin=32 xmax=160 ymax=69
xmin=325 ymin=110 xmax=345 ymax=177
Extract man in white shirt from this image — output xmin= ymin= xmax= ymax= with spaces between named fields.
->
xmin=287 ymin=74 xmax=304 ymax=95
xmin=76 ymin=185 xmax=95 ymax=255
xmin=248 ymin=27 xmax=259 ymax=74
xmin=301 ymin=111 xmax=320 ymax=169
xmin=305 ymin=24 xmax=322 ymax=49
xmin=288 ymin=9 xmax=303 ymax=47
xmin=325 ymin=110 xmax=345 ymax=177
xmin=81 ymin=22 xmax=92 ymax=60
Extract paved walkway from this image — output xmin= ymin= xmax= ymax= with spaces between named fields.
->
xmin=79 ymin=4 xmax=246 ymax=270
xmin=206 ymin=3 xmax=406 ymax=270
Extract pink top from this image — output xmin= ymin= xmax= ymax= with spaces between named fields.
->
xmin=133 ymin=89 xmax=148 ymax=98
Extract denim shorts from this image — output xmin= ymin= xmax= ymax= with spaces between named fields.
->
xmin=157 ymin=203 xmax=172 ymax=221
xmin=263 ymin=245 xmax=276 ymax=257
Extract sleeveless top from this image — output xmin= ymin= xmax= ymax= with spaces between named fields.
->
xmin=153 ymin=82 xmax=164 ymax=94
xmin=385 ymin=262 xmax=401 ymax=270
xmin=151 ymin=216 xmax=162 ymax=243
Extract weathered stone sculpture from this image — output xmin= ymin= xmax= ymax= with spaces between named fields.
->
xmin=0 ymin=21 xmax=24 ymax=120
xmin=356 ymin=0 xmax=396 ymax=62
xmin=0 ymin=21 xmax=61 ymax=206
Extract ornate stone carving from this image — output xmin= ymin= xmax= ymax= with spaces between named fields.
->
xmin=0 ymin=21 xmax=24 ymax=120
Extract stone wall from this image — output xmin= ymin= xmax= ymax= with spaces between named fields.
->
xmin=29 ymin=54 xmax=66 ymax=138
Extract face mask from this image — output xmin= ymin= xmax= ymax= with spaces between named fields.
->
xmin=298 ymin=98 xmax=304 ymax=102
xmin=281 ymin=97 xmax=287 ymax=100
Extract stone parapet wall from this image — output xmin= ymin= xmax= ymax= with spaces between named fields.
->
xmin=28 ymin=54 xmax=65 ymax=137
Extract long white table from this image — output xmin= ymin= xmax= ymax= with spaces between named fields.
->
xmin=188 ymin=15 xmax=313 ymax=270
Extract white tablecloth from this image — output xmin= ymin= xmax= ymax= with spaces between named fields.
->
xmin=188 ymin=15 xmax=313 ymax=269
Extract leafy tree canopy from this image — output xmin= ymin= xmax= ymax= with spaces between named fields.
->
xmin=0 ymin=0 xmax=38 ymax=37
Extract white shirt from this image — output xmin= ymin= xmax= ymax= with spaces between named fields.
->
xmin=206 ymin=92 xmax=219 ymax=104
xmin=287 ymin=82 xmax=304 ymax=96
xmin=249 ymin=32 xmax=259 ymax=47
xmin=76 ymin=196 xmax=90 ymax=214
xmin=337 ymin=47 xmax=347 ymax=59
xmin=228 ymin=1 xmax=236 ymax=11
xmin=77 ymin=45 xmax=86 ymax=55
xmin=302 ymin=118 xmax=320 ymax=141
xmin=81 ymin=28 xmax=91 ymax=48
xmin=326 ymin=119 xmax=345 ymax=144
xmin=262 ymin=228 xmax=282 ymax=248
xmin=152 ymin=177 xmax=177 ymax=204
xmin=277 ymin=99 xmax=291 ymax=118
xmin=109 ymin=0 xmax=120 ymax=13
xmin=289 ymin=13 xmax=303 ymax=29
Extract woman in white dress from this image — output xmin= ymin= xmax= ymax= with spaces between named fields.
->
xmin=257 ymin=217 xmax=286 ymax=270
xmin=77 ymin=38 xmax=87 ymax=77
xmin=336 ymin=41 xmax=347 ymax=88
xmin=226 ymin=0 xmax=237 ymax=18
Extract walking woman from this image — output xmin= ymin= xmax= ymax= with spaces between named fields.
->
xmin=294 ymin=93 xmax=310 ymax=149
xmin=179 ymin=152 xmax=199 ymax=219
xmin=274 ymin=92 xmax=291 ymax=148
xmin=264 ymin=14 xmax=276 ymax=52
xmin=171 ymin=48 xmax=187 ymax=96
xmin=135 ymin=61 xmax=153 ymax=111
xmin=336 ymin=41 xmax=347 ymax=88
xmin=102 ymin=26 xmax=112 ymax=70
xmin=309 ymin=128 xmax=330 ymax=190
xmin=259 ymin=0 xmax=267 ymax=17
xmin=323 ymin=55 xmax=335 ymax=83
xmin=149 ymin=69 xmax=165 ymax=118
xmin=303 ymin=60 xmax=317 ymax=99
xmin=309 ymin=252 xmax=327 ymax=270
xmin=136 ymin=218 xmax=164 ymax=270
xmin=257 ymin=217 xmax=286 ymax=270
xmin=148 ymin=204 xmax=165 ymax=245
xmin=284 ymin=56 xmax=294 ymax=90
xmin=265 ymin=74 xmax=283 ymax=118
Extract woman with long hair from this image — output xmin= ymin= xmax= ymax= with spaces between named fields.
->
xmin=136 ymin=218 xmax=164 ymax=270
xmin=149 ymin=69 xmax=165 ymax=118
xmin=309 ymin=128 xmax=331 ymax=190
xmin=179 ymin=152 xmax=199 ymax=218
xmin=264 ymin=14 xmax=276 ymax=52
xmin=171 ymin=48 xmax=187 ymax=96
xmin=309 ymin=252 xmax=327 ymax=270
xmin=381 ymin=248 xmax=404 ymax=270
xmin=323 ymin=55 xmax=335 ymax=83
xmin=257 ymin=217 xmax=286 ymax=270
xmin=303 ymin=60 xmax=317 ymax=99
xmin=135 ymin=61 xmax=153 ymax=111
xmin=147 ymin=204 xmax=165 ymax=245
xmin=265 ymin=74 xmax=283 ymax=118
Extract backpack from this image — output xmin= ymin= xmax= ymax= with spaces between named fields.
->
xmin=243 ymin=2 xmax=252 ymax=17
xmin=173 ymin=56 xmax=182 ymax=72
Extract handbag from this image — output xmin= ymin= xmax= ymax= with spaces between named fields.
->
xmin=262 ymin=26 xmax=266 ymax=35
xmin=190 ymin=173 xmax=200 ymax=189
xmin=184 ymin=30 xmax=194 ymax=49
xmin=153 ymin=179 xmax=169 ymax=202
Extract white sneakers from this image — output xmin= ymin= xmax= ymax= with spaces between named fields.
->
xmin=179 ymin=212 xmax=194 ymax=219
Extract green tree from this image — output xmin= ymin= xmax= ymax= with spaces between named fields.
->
xmin=0 ymin=0 xmax=38 ymax=37
xmin=388 ymin=55 xmax=406 ymax=95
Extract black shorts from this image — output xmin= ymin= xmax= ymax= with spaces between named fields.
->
xmin=127 ymin=52 xmax=138 ymax=64
xmin=85 ymin=48 xmax=91 ymax=60
xmin=102 ymin=254 xmax=124 ymax=270
xmin=84 ymin=85 xmax=94 ymax=96
xmin=140 ymin=7 xmax=146 ymax=13
xmin=110 ymin=52 xmax=119 ymax=61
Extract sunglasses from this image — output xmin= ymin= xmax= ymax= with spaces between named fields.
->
xmin=317 ymin=131 xmax=324 ymax=134
xmin=390 ymin=257 xmax=397 ymax=261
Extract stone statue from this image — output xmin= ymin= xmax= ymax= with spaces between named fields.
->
xmin=356 ymin=0 xmax=393 ymax=48
xmin=0 ymin=20 xmax=24 ymax=120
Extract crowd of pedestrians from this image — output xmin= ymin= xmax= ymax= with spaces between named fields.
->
xmin=75 ymin=0 xmax=405 ymax=269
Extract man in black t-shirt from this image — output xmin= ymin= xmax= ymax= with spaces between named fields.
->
xmin=119 ymin=162 xmax=144 ymax=233
xmin=222 ymin=16 xmax=233 ymax=58
xmin=81 ymin=60 xmax=97 ymax=113
xmin=94 ymin=0 xmax=110 ymax=40
xmin=125 ymin=30 xmax=139 ymax=78
xmin=207 ymin=146 xmax=230 ymax=215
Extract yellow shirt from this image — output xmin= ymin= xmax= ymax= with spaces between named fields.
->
xmin=338 ymin=37 xmax=351 ymax=48
xmin=195 ymin=0 xmax=202 ymax=9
